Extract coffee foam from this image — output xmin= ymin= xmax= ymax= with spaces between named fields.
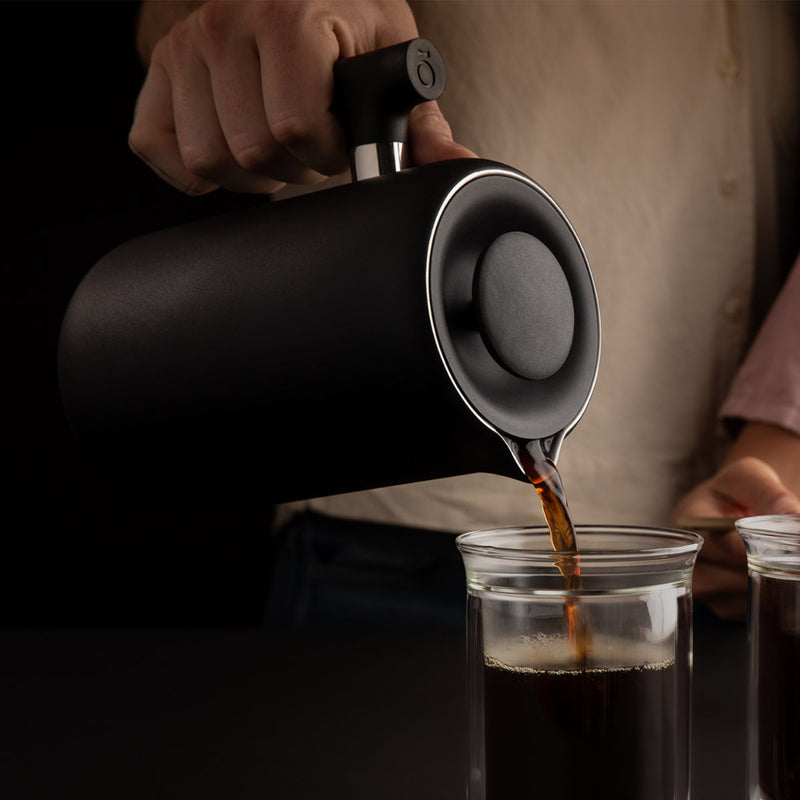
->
xmin=484 ymin=632 xmax=674 ymax=672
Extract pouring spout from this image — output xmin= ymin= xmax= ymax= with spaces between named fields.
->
xmin=503 ymin=429 xmax=567 ymax=477
xmin=543 ymin=430 xmax=567 ymax=465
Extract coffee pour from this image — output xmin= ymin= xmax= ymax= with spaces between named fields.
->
xmin=58 ymin=39 xmax=600 ymax=509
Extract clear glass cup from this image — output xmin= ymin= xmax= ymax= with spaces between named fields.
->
xmin=736 ymin=514 xmax=800 ymax=800
xmin=457 ymin=526 xmax=703 ymax=800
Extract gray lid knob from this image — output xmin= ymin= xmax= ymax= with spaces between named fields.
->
xmin=475 ymin=232 xmax=574 ymax=380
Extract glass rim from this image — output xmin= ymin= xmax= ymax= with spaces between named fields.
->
xmin=734 ymin=513 xmax=800 ymax=538
xmin=456 ymin=524 xmax=703 ymax=562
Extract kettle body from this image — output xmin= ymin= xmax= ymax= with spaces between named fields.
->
xmin=58 ymin=157 xmax=599 ymax=504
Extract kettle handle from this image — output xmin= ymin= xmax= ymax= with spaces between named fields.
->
xmin=333 ymin=38 xmax=446 ymax=180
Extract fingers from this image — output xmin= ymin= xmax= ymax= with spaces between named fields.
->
xmin=186 ymin=26 xmax=309 ymax=187
xmin=129 ymin=54 xmax=219 ymax=196
xmin=169 ymin=28 xmax=291 ymax=193
xmin=254 ymin=4 xmax=348 ymax=176
xmin=130 ymin=0 xmax=468 ymax=195
xmin=408 ymin=101 xmax=476 ymax=165
xmin=130 ymin=0 xmax=342 ymax=195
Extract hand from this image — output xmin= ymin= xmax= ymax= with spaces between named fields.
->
xmin=129 ymin=0 xmax=474 ymax=195
xmin=671 ymin=455 xmax=800 ymax=621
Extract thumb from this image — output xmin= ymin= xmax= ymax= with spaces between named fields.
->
xmin=408 ymin=101 xmax=476 ymax=165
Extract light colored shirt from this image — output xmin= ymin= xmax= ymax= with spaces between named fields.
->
xmin=276 ymin=0 xmax=800 ymax=532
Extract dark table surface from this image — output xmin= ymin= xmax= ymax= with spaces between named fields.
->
xmin=1 ymin=622 xmax=746 ymax=799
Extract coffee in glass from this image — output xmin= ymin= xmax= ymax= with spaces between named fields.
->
xmin=458 ymin=526 xmax=702 ymax=800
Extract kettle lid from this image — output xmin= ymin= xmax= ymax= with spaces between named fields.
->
xmin=427 ymin=163 xmax=600 ymax=446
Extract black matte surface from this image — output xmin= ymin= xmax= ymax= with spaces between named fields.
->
xmin=0 ymin=622 xmax=746 ymax=799
xmin=333 ymin=38 xmax=446 ymax=147
xmin=59 ymin=159 xmax=599 ymax=504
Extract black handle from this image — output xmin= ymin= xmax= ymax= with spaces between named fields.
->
xmin=333 ymin=38 xmax=446 ymax=148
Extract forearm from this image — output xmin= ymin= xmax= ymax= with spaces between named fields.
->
xmin=136 ymin=0 xmax=204 ymax=64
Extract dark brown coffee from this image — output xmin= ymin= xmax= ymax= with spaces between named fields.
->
xmin=509 ymin=437 xmax=577 ymax=553
xmin=479 ymin=439 xmax=691 ymax=798
xmin=482 ymin=653 xmax=688 ymax=800
xmin=753 ymin=574 xmax=800 ymax=799
xmin=508 ymin=436 xmax=589 ymax=663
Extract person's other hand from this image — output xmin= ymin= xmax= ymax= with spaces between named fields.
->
xmin=129 ymin=0 xmax=473 ymax=195
xmin=671 ymin=456 xmax=800 ymax=621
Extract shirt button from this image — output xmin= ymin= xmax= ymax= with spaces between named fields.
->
xmin=724 ymin=296 xmax=746 ymax=321
xmin=718 ymin=175 xmax=738 ymax=197
xmin=716 ymin=53 xmax=740 ymax=80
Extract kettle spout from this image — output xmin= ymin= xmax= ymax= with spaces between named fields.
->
xmin=503 ymin=429 xmax=567 ymax=478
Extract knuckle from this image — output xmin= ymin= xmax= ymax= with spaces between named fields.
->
xmin=269 ymin=111 xmax=317 ymax=152
xmin=128 ymin=126 xmax=167 ymax=171
xmin=249 ymin=0 xmax=305 ymax=29
xmin=178 ymin=143 xmax=220 ymax=180
xmin=230 ymin=139 xmax=273 ymax=172
xmin=127 ymin=126 xmax=150 ymax=159
xmin=149 ymin=36 xmax=170 ymax=67
xmin=129 ymin=134 xmax=216 ymax=196
xmin=193 ymin=0 xmax=234 ymax=48
xmin=165 ymin=16 xmax=193 ymax=59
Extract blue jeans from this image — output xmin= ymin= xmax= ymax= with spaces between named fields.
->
xmin=266 ymin=512 xmax=465 ymax=629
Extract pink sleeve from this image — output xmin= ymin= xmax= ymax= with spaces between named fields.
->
xmin=720 ymin=254 xmax=800 ymax=436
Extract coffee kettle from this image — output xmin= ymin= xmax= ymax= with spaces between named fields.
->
xmin=58 ymin=39 xmax=600 ymax=505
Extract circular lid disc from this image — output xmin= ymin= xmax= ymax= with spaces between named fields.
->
xmin=475 ymin=232 xmax=574 ymax=380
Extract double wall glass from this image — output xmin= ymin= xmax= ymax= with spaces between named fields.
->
xmin=458 ymin=526 xmax=702 ymax=800
xmin=737 ymin=514 xmax=800 ymax=800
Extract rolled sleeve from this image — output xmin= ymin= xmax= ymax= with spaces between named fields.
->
xmin=720 ymin=253 xmax=800 ymax=436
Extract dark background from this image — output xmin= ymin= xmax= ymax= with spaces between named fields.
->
xmin=2 ymin=2 xmax=753 ymax=631
xmin=3 ymin=1 xmax=272 ymax=626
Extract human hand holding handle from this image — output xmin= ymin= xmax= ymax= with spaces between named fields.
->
xmin=129 ymin=0 xmax=473 ymax=195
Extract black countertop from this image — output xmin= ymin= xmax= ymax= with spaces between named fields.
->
xmin=1 ymin=622 xmax=746 ymax=799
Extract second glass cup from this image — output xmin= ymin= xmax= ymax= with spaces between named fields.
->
xmin=737 ymin=514 xmax=800 ymax=800
xmin=457 ymin=526 xmax=703 ymax=800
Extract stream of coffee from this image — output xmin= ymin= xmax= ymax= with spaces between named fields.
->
xmin=507 ymin=437 xmax=589 ymax=665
